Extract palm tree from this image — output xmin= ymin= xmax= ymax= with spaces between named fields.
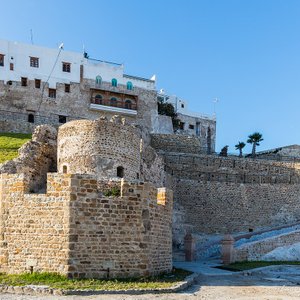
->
xmin=247 ymin=132 xmax=263 ymax=157
xmin=235 ymin=141 xmax=246 ymax=158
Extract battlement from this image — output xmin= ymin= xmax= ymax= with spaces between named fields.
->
xmin=0 ymin=172 xmax=172 ymax=278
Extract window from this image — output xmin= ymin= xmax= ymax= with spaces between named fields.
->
xmin=10 ymin=63 xmax=14 ymax=71
xmin=94 ymin=94 xmax=102 ymax=105
xmin=21 ymin=77 xmax=27 ymax=87
xmin=0 ymin=54 xmax=4 ymax=66
xmin=179 ymin=122 xmax=185 ymax=130
xmin=59 ymin=115 xmax=67 ymax=123
xmin=110 ymin=97 xmax=117 ymax=107
xmin=30 ymin=57 xmax=39 ymax=68
xmin=189 ymin=124 xmax=195 ymax=130
xmin=181 ymin=104 xmax=184 ymax=108
xmin=63 ymin=165 xmax=68 ymax=174
xmin=95 ymin=75 xmax=102 ymax=85
xmin=65 ymin=84 xmax=70 ymax=93
xmin=35 ymin=79 xmax=41 ymax=89
xmin=111 ymin=78 xmax=117 ymax=87
xmin=62 ymin=62 xmax=71 ymax=73
xmin=117 ymin=166 xmax=124 ymax=178
xmin=49 ymin=88 xmax=56 ymax=98
xmin=125 ymin=100 xmax=132 ymax=109
xmin=196 ymin=122 xmax=200 ymax=136
xmin=28 ymin=113 xmax=35 ymax=123
xmin=126 ymin=81 xmax=133 ymax=90
xmin=7 ymin=81 xmax=12 ymax=85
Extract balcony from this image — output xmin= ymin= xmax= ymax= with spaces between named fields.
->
xmin=90 ymin=96 xmax=137 ymax=116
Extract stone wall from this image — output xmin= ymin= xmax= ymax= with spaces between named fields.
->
xmin=234 ymin=230 xmax=300 ymax=261
xmin=151 ymin=134 xmax=203 ymax=154
xmin=0 ymin=78 xmax=158 ymax=136
xmin=163 ymin=153 xmax=300 ymax=245
xmin=0 ymin=125 xmax=57 ymax=192
xmin=0 ymin=173 xmax=70 ymax=274
xmin=0 ymin=172 xmax=173 ymax=278
xmin=57 ymin=117 xmax=141 ymax=181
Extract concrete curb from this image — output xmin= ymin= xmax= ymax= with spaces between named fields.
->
xmin=0 ymin=273 xmax=199 ymax=296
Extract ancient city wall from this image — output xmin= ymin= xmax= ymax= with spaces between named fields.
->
xmin=0 ymin=125 xmax=57 ymax=192
xmin=0 ymin=78 xmax=157 ymax=135
xmin=0 ymin=172 xmax=173 ymax=278
xmin=151 ymin=134 xmax=202 ymax=154
xmin=164 ymin=153 xmax=300 ymax=245
xmin=0 ymin=173 xmax=71 ymax=274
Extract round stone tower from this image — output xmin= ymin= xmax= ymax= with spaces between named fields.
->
xmin=57 ymin=116 xmax=141 ymax=180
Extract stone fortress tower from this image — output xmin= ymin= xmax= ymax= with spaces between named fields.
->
xmin=58 ymin=116 xmax=141 ymax=180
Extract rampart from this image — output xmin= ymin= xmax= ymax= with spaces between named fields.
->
xmin=162 ymin=153 xmax=300 ymax=245
xmin=0 ymin=173 xmax=173 ymax=278
xmin=151 ymin=134 xmax=203 ymax=154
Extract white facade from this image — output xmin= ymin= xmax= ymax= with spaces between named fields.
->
xmin=158 ymin=89 xmax=215 ymax=120
xmin=0 ymin=39 xmax=156 ymax=90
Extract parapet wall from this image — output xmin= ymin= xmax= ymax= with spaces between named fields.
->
xmin=0 ymin=172 xmax=173 ymax=278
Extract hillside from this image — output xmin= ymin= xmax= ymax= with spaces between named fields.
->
xmin=0 ymin=133 xmax=31 ymax=163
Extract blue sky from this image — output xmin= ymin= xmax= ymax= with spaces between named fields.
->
xmin=1 ymin=0 xmax=300 ymax=153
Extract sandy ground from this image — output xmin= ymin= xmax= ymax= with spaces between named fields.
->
xmin=1 ymin=268 xmax=300 ymax=300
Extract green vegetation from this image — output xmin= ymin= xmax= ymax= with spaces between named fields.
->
xmin=235 ymin=141 xmax=246 ymax=158
xmin=247 ymin=132 xmax=264 ymax=157
xmin=219 ymin=261 xmax=300 ymax=272
xmin=103 ymin=187 xmax=121 ymax=197
xmin=0 ymin=132 xmax=31 ymax=163
xmin=0 ymin=269 xmax=192 ymax=290
xmin=157 ymin=99 xmax=180 ymax=130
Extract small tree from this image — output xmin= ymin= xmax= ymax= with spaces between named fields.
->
xmin=157 ymin=98 xmax=180 ymax=130
xmin=235 ymin=141 xmax=246 ymax=158
xmin=247 ymin=132 xmax=263 ymax=157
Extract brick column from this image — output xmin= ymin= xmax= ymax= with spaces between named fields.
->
xmin=184 ymin=233 xmax=196 ymax=261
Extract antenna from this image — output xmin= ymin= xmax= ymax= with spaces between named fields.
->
xmin=30 ymin=29 xmax=34 ymax=45
xmin=213 ymin=98 xmax=219 ymax=116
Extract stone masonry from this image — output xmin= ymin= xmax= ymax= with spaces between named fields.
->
xmin=0 ymin=172 xmax=173 ymax=278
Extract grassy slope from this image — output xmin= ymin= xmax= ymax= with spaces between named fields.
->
xmin=0 ymin=133 xmax=31 ymax=163
xmin=221 ymin=261 xmax=300 ymax=271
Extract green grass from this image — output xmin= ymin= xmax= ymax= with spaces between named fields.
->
xmin=0 ymin=269 xmax=192 ymax=291
xmin=219 ymin=261 xmax=300 ymax=272
xmin=0 ymin=132 xmax=31 ymax=163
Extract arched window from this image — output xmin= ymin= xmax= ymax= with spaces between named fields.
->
xmin=110 ymin=97 xmax=118 ymax=107
xmin=63 ymin=165 xmax=68 ymax=174
xmin=126 ymin=81 xmax=133 ymax=90
xmin=95 ymin=94 xmax=102 ymax=105
xmin=117 ymin=166 xmax=124 ymax=178
xmin=111 ymin=78 xmax=117 ymax=87
xmin=28 ymin=113 xmax=35 ymax=123
xmin=95 ymin=75 xmax=102 ymax=85
xmin=125 ymin=100 xmax=132 ymax=109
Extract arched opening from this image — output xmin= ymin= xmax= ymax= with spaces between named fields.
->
xmin=63 ymin=165 xmax=68 ymax=174
xmin=95 ymin=75 xmax=102 ymax=85
xmin=117 ymin=166 xmax=124 ymax=178
xmin=125 ymin=99 xmax=132 ymax=109
xmin=110 ymin=97 xmax=118 ymax=107
xmin=28 ymin=113 xmax=35 ymax=123
xmin=111 ymin=78 xmax=118 ymax=87
xmin=95 ymin=94 xmax=103 ymax=105
xmin=126 ymin=81 xmax=133 ymax=90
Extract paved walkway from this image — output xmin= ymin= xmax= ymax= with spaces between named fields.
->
xmin=2 ymin=261 xmax=300 ymax=299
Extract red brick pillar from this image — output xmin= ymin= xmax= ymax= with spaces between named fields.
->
xmin=184 ymin=233 xmax=196 ymax=261
xmin=221 ymin=234 xmax=235 ymax=265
